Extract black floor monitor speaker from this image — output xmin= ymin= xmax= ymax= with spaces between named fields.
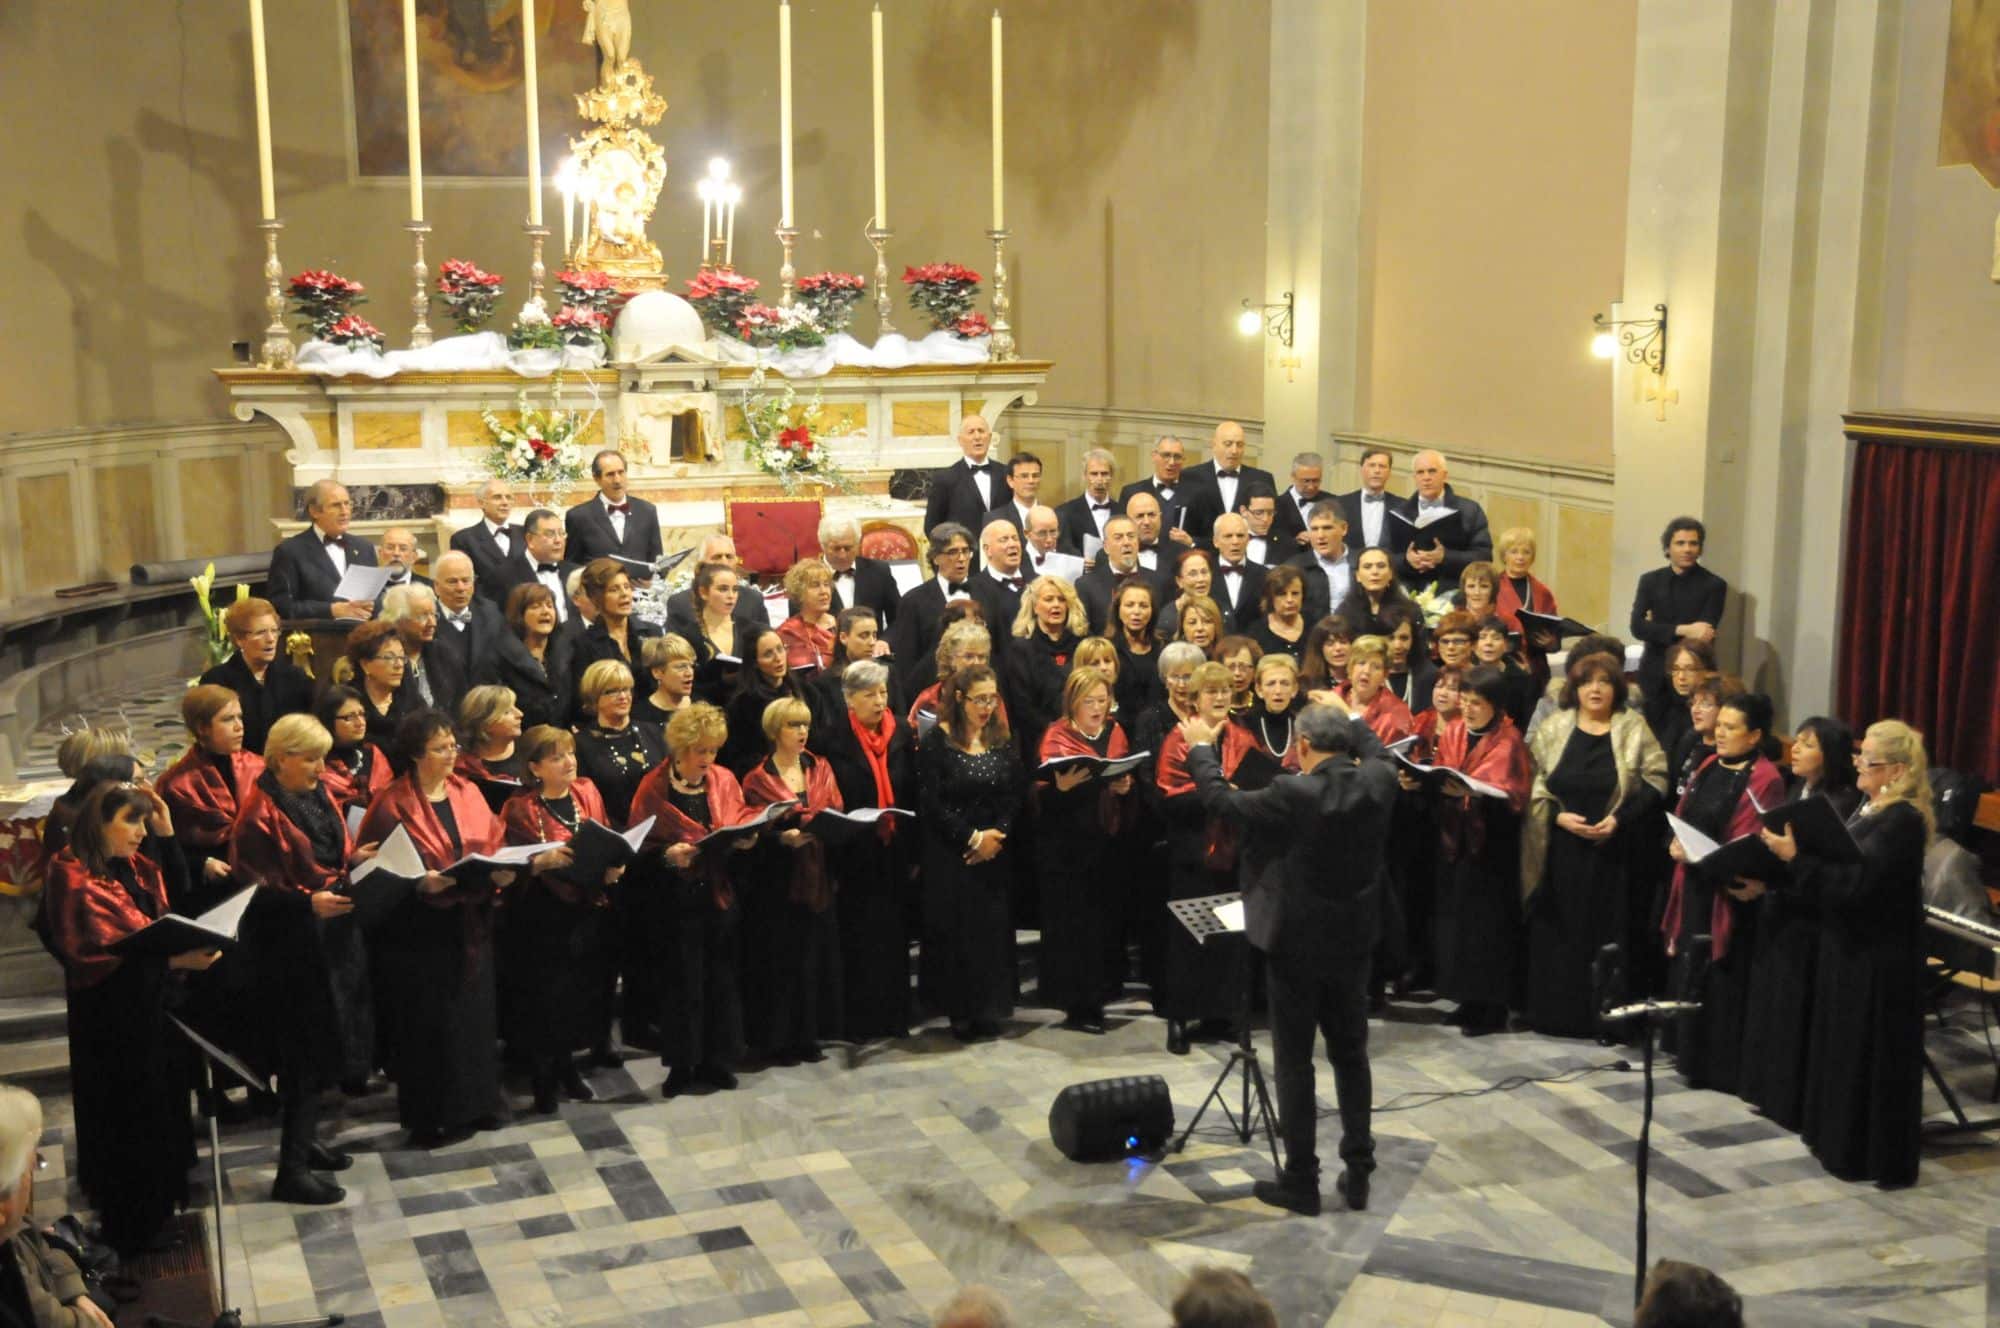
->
xmin=1049 ymin=1075 xmax=1174 ymax=1161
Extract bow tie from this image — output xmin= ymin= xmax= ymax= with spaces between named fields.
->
xmin=1002 ymin=576 xmax=1024 ymax=592
xmin=944 ymin=581 xmax=967 ymax=596
xmin=445 ymin=611 xmax=471 ymax=626
xmin=385 ymin=573 xmax=408 ymax=585
xmin=321 ymin=534 xmax=343 ymax=547
xmin=1220 ymin=564 xmax=1244 ymax=577
xmin=1089 ymin=501 xmax=1113 ymax=513
xmin=1217 ymin=470 xmax=1239 ymax=479
xmin=1363 ymin=492 xmax=1384 ymax=504
xmin=606 ymin=502 xmax=630 ymax=516
xmin=537 ymin=563 xmax=560 ymax=575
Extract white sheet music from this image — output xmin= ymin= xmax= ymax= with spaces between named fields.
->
xmin=1213 ymin=899 xmax=1247 ymax=932
xmin=1035 ymin=552 xmax=1085 ymax=583
xmin=1082 ymin=534 xmax=1103 ymax=564
xmin=333 ymin=563 xmax=394 ymax=602
xmin=887 ymin=560 xmax=925 ymax=596
xmin=352 ymin=823 xmax=424 ymax=883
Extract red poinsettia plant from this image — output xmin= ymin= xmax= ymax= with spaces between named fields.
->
xmin=288 ymin=268 xmax=367 ymax=340
xmin=555 ymin=268 xmax=630 ymax=322
xmin=434 ymin=259 xmax=505 ymax=334
xmin=551 ymin=305 xmax=611 ymax=349
xmin=684 ymin=268 xmax=762 ymax=335
xmin=903 ymin=262 xmax=982 ymax=334
xmin=777 ymin=424 xmax=815 ymax=455
xmin=325 ymin=314 xmax=385 ymax=353
xmin=735 ymin=302 xmax=826 ymax=352
xmin=796 ymin=270 xmax=867 ymax=334
xmin=953 ymin=312 xmax=992 ymax=340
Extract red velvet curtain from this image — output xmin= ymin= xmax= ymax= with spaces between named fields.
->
xmin=1838 ymin=440 xmax=2000 ymax=783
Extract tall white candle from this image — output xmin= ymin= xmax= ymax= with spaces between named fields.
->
xmin=779 ymin=1 xmax=795 ymax=227
xmin=248 ymin=0 xmax=276 ymax=221
xmin=521 ymin=0 xmax=541 ymax=225
xmin=402 ymin=0 xmax=424 ymax=221
xmin=990 ymin=8 xmax=1003 ymax=231
xmin=871 ymin=4 xmax=886 ymax=227
xmin=726 ymin=192 xmax=739 ymax=265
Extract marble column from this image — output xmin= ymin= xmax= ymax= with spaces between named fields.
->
xmin=1261 ymin=0 xmax=1367 ymax=464
xmin=1611 ymin=0 xmax=1894 ymax=721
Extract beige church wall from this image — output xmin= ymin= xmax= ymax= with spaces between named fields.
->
xmin=0 ymin=1 xmax=1268 ymax=462
xmin=1353 ymin=0 xmax=1637 ymax=473
xmin=1866 ymin=0 xmax=2000 ymax=415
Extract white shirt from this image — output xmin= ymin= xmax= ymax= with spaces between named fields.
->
xmin=1137 ymin=547 xmax=1159 ymax=571
xmin=533 ymin=562 xmax=568 ymax=621
xmin=1289 ymin=488 xmax=1317 ymax=527
xmin=600 ymin=493 xmax=628 ymax=542
xmin=1214 ymin=470 xmax=1241 ymax=517
xmin=1215 ymin=561 xmax=1251 ymax=610
xmin=318 ymin=530 xmax=349 ymax=576
xmin=1084 ymin=494 xmax=1114 ymax=536
xmin=1359 ymin=489 xmax=1388 ymax=547
xmin=966 ymin=457 xmax=993 ymax=511
xmin=832 ymin=566 xmax=856 ymax=608
xmin=988 ymin=565 xmax=1025 ymax=591
xmin=1246 ymin=536 xmax=1272 ymax=566
xmin=441 ymin=603 xmax=474 ymax=630
xmin=485 ymin=519 xmax=511 ymax=554
xmin=1316 ymin=555 xmax=1353 ymax=608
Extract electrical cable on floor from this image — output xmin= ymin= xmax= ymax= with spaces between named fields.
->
xmin=1331 ymin=1058 xmax=1633 ymax=1117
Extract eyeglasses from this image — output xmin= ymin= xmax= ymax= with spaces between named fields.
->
xmin=964 ymin=695 xmax=1000 ymax=708
xmin=602 ymin=687 xmax=633 ymax=697
xmin=428 ymin=741 xmax=460 ymax=756
xmin=374 ymin=654 xmax=408 ymax=666
xmin=1856 ymin=756 xmax=1896 ymax=770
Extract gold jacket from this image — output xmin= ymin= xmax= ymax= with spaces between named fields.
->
xmin=1520 ymin=707 xmax=1668 ymax=901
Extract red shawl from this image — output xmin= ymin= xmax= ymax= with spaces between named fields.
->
xmin=1661 ymin=753 xmax=1787 ymax=961
xmin=500 ymin=777 xmax=610 ymax=906
xmin=1496 ymin=572 xmax=1559 ymax=688
xmin=778 ymin=616 xmax=835 ymax=674
xmin=1156 ymin=723 xmax=1256 ymax=872
xmin=229 ymin=776 xmax=353 ymax=900
xmin=356 ymin=773 xmax=503 ymax=907
xmin=1433 ymin=715 xmax=1530 ymax=862
xmin=156 ymin=747 xmax=265 ymax=849
xmin=1410 ymin=708 xmax=1443 ymax=763
xmin=46 ymin=849 xmax=170 ymax=989
xmin=1039 ymin=719 xmax=1135 ymax=835
xmin=322 ymin=743 xmax=391 ymax=820
xmin=741 ymin=755 xmax=846 ymax=912
xmin=1353 ymin=688 xmax=1417 ymax=746
xmin=848 ymin=709 xmax=901 ymax=843
xmin=629 ymin=762 xmax=753 ymax=910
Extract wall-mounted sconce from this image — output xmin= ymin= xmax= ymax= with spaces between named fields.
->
xmin=1591 ymin=303 xmax=1667 ymax=376
xmin=1237 ymin=291 xmax=1294 ymax=347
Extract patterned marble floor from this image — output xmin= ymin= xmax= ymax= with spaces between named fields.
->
xmin=30 ymin=993 xmax=2000 ymax=1328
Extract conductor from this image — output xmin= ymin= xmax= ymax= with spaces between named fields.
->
xmin=1179 ymin=697 xmax=1396 ymax=1216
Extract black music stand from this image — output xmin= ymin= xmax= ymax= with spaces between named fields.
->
xmin=154 ymin=1016 xmax=344 ymax=1328
xmin=1167 ymin=892 xmax=1281 ymax=1173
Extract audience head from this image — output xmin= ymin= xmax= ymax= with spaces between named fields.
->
xmin=504 ymin=582 xmax=559 ymax=640
xmin=581 ymin=557 xmax=632 ymax=620
xmin=1347 ymin=634 xmax=1389 ymax=701
xmin=761 ymin=696 xmax=813 ymax=752
xmin=1210 ymin=420 xmax=1248 ymax=471
xmin=1288 ymin=451 xmax=1325 ymax=499
xmin=694 ymin=559 xmax=740 ymax=618
xmin=377 ymin=526 xmax=420 ymax=575
xmin=0 ymin=1084 xmax=44 ymax=1243
xmin=935 ymin=620 xmax=992 ymax=684
xmin=942 ymin=664 xmax=1008 ymax=747
xmin=181 ymin=683 xmax=245 ymax=753
xmin=1126 ymin=492 xmax=1164 ymax=547
xmin=1081 ymin=448 xmax=1115 ymax=500
xmin=476 ymin=477 xmax=514 ymax=526
xmin=1497 ymin=527 xmax=1538 ymax=578
xmin=1411 ymin=449 xmax=1449 ymax=501
xmin=980 ymin=518 xmax=1023 ymax=574
xmin=433 ymin=550 xmax=477 ymax=612
xmin=784 ymin=559 xmax=835 ymax=617
xmin=1189 ymin=660 xmax=1234 ymax=721
xmin=264 ymin=714 xmax=333 ymax=792
xmin=1428 ymin=665 xmax=1465 ymax=717
xmin=1715 ymin=691 xmax=1773 ymax=760
xmin=1255 ymin=652 xmax=1299 ymax=712
xmin=1660 ymin=515 xmax=1707 ymax=569
xmin=315 ymin=685 xmax=371 ymax=751
xmin=389 ymin=708 xmax=458 ymax=780
xmin=567 ymin=567 xmax=594 ymax=622
xmin=745 ymin=628 xmax=788 ymax=688
xmin=1101 ymin=516 xmax=1140 ymax=568
xmin=1242 ymin=487 xmax=1277 ymax=536
xmin=1172 ymin=548 xmax=1216 ymax=597
xmin=1355 ymin=547 xmax=1395 ymax=594
xmin=928 ymin=524 xmax=976 ymax=583
xmin=817 ymin=517 xmax=861 ymax=571
xmin=1790 ymin=716 xmax=1856 ymax=793
xmin=1150 ymin=434 xmax=1187 ymax=485
xmin=1169 ymin=1266 xmax=1278 ymax=1328
xmin=344 ymin=619 xmax=409 ymax=698
xmin=523 ymin=508 xmax=566 ymax=565
xmin=831 ymin=608 xmax=879 ymax=665
xmin=1687 ymin=673 xmax=1733 ymax=737
xmin=643 ymin=632 xmax=698 ymax=697
xmin=1459 ymin=561 xmax=1499 ymax=610
xmin=70 ymin=783 xmax=156 ymax=876
xmin=1159 ymin=641 xmax=1207 ymax=710
xmin=1015 ymin=575 xmax=1087 ymax=640
xmin=956 ymin=413 xmax=992 ymax=463
xmin=1664 ymin=640 xmax=1717 ymax=697
xmin=1218 ymin=634 xmax=1261 ymax=699
xmin=1302 ymin=616 xmax=1354 ymax=688
xmin=1060 ymin=666 xmax=1113 ymax=732
xmin=224 ymin=596 xmax=283 ymax=668
xmin=57 ymin=726 xmax=131 ymax=781
xmin=1072 ymin=635 xmax=1118 ymax=685
xmin=1379 ymin=600 xmax=1424 ymax=668
xmin=1177 ymin=596 xmax=1224 ymax=652
xmin=1633 ymin=1260 xmax=1743 ymax=1328
xmin=457 ymin=685 xmax=522 ymax=752
xmin=698 ymin=533 xmax=741 ymax=567
xmin=381 ymin=583 xmax=439 ymax=648
xmin=1460 ymin=664 xmax=1509 ymax=728
xmin=1006 ymin=452 xmax=1042 ymax=504
xmin=841 ymin=659 xmax=892 ymax=726
xmin=1859 ymin=719 xmax=1933 ymax=835
xmin=1110 ymin=576 xmax=1159 ymax=641
xmin=666 ymin=703 xmax=729 ymax=779
xmin=1473 ymin=615 xmax=1512 ymax=664
xmin=1304 ymin=501 xmax=1348 ymax=558
xmin=579 ymin=659 xmax=636 ymax=727
xmin=590 ymin=449 xmax=630 ymax=501
xmin=1212 ymin=513 xmax=1250 ymax=563
xmin=305 ymin=479 xmax=354 ymax=537
xmin=520 ymin=724 xmax=577 ymax=792
xmin=1260 ymin=564 xmax=1305 ymax=619
xmin=933 ymin=1285 xmax=1011 ymax=1328
xmin=1024 ymin=505 xmax=1061 ymax=555
xmin=1560 ymin=651 xmax=1628 ymax=716
xmin=1357 ymin=446 xmax=1392 ymax=494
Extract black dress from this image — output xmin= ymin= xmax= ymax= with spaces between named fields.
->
xmin=1004 ymin=631 xmax=1079 ymax=754
xmin=1431 ymin=749 xmax=1523 ymax=1015
xmin=573 ymin=721 xmax=666 ymax=826
xmin=474 ymin=631 xmax=574 ymax=732
xmin=1800 ymin=800 xmax=1926 ymax=1187
xmin=818 ymin=712 xmax=918 ymax=1040
xmin=1034 ymin=726 xmax=1125 ymax=1022
xmin=722 ymin=675 xmax=805 ymax=777
xmin=1156 ymin=748 xmax=1249 ymax=1028
xmin=1112 ymin=639 xmax=1162 ymax=722
xmin=1247 ymin=618 xmax=1306 ymax=662
xmin=1669 ymin=760 xmax=1757 ymax=1092
xmin=501 ymin=793 xmax=611 ymax=1062
xmin=198 ymin=653 xmax=313 ymax=755
xmin=918 ymin=728 xmax=1024 ymax=1025
xmin=653 ymin=784 xmax=746 ymax=1069
xmin=1525 ymin=728 xmax=1622 ymax=1035
xmin=1737 ymin=781 xmax=1863 ymax=1130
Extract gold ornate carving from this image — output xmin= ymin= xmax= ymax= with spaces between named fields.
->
xmin=569 ymin=12 xmax=669 ymax=291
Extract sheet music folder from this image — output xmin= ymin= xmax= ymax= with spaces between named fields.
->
xmin=1167 ymin=891 xmax=1247 ymax=945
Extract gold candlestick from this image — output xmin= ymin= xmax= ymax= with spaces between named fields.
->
xmin=775 ymin=225 xmax=799 ymax=308
xmin=985 ymin=227 xmax=1016 ymax=361
xmin=866 ymin=223 xmax=895 ymax=335
xmin=257 ymin=219 xmax=295 ymax=370
xmin=407 ymin=220 xmax=434 ymax=348
xmin=523 ymin=223 xmax=549 ymax=305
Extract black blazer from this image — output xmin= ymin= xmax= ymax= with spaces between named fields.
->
xmin=473 ymin=627 xmax=576 ymax=732
xmin=494 ymin=557 xmax=582 ymax=623
xmin=372 ymin=570 xmax=434 ymax=614
xmin=564 ymin=495 xmax=663 ymax=567
xmin=570 ymin=617 xmax=666 ymax=722
xmin=923 ymin=458 xmax=1010 ymax=541
xmin=1210 ymin=558 xmax=1268 ymax=633
xmin=979 ymin=499 xmax=1035 ymax=535
xmin=1334 ymin=488 xmax=1408 ymax=557
xmin=1629 ymin=563 xmax=1727 ymax=699
xmin=1054 ymin=493 xmax=1118 ymax=556
xmin=886 ymin=578 xmax=966 ymax=695
xmin=197 ymin=652 xmax=313 ymax=755
xmin=449 ymin=521 xmax=535 ymax=605
xmin=1076 ymin=560 xmax=1171 ymax=637
xmin=829 ymin=556 xmax=903 ymax=628
xmin=1392 ymin=485 xmax=1492 ymax=588
xmin=1178 ymin=461 xmax=1277 ymax=542
xmin=1269 ymin=488 xmax=1325 ymax=553
xmin=1117 ymin=477 xmax=1190 ymax=533
xmin=268 ymin=528 xmax=377 ymax=620
xmin=817 ymin=705 xmax=917 ymax=814
xmin=966 ymin=570 xmax=1027 ymax=662
xmin=426 ymin=599 xmax=507 ymax=717
xmin=1188 ymin=724 xmax=1396 ymax=964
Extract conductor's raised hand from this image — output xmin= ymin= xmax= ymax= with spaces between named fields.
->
xmin=1177 ymin=716 xmax=1217 ymax=747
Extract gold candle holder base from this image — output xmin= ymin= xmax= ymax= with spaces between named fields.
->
xmin=258 ymin=219 xmax=296 ymax=370
xmin=775 ymin=225 xmax=799 ymax=307
xmin=985 ymin=227 xmax=1016 ymax=361
xmin=407 ymin=220 xmax=434 ymax=349
xmin=523 ymin=223 xmax=549 ymax=305
xmin=865 ymin=222 xmax=895 ymax=336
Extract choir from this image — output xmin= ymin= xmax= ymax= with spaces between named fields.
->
xmin=31 ymin=460 xmax=1942 ymax=1257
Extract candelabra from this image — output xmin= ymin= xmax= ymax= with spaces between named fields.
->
xmin=986 ymin=227 xmax=1016 ymax=361
xmin=406 ymin=221 xmax=434 ymax=349
xmin=523 ymin=223 xmax=549 ymax=305
xmin=257 ymin=219 xmax=296 ymax=369
xmin=775 ymin=225 xmax=799 ymax=307
xmin=866 ymin=223 xmax=895 ymax=335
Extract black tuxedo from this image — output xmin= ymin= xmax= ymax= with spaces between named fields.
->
xmin=267 ymin=527 xmax=377 ymax=621
xmin=1179 ymin=461 xmax=1277 ymax=542
xmin=426 ymin=599 xmax=506 ymax=716
xmin=1210 ymin=558 xmax=1269 ymax=632
xmin=1117 ymin=477 xmax=1190 ymax=533
xmin=885 ymin=576 xmax=971 ymax=694
xmin=1243 ymin=533 xmax=1280 ymax=569
xmin=1269 ymin=487 xmax=1328 ymax=552
xmin=1076 ymin=560 xmax=1170 ymax=637
xmin=1392 ymin=485 xmax=1492 ymax=589
xmin=967 ymin=568 xmax=1028 ymax=661
xmin=450 ymin=520 xmax=535 ymax=605
xmin=1189 ymin=725 xmax=1394 ymax=1187
xmin=923 ymin=457 xmax=1010 ymax=541
xmin=372 ymin=570 xmax=433 ymax=614
xmin=197 ymin=652 xmax=313 ymax=755
xmin=828 ymin=556 xmax=902 ymax=628
xmin=1335 ymin=487 xmax=1406 ymax=557
xmin=1055 ymin=493 xmax=1118 ymax=556
xmin=1629 ymin=563 xmax=1728 ymax=701
xmin=497 ymin=557 xmax=582 ymax=624
xmin=564 ymin=494 xmax=663 ymax=567
xmin=1285 ymin=548 xmax=1361 ymax=624
xmin=979 ymin=499 xmax=1036 ymax=535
